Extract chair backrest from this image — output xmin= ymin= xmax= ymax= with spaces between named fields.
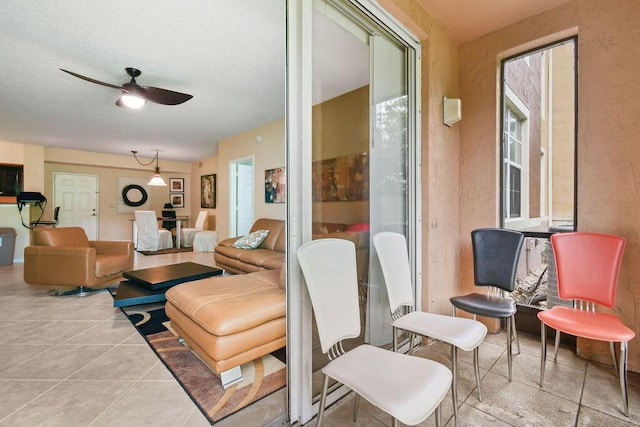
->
xmin=194 ymin=211 xmax=208 ymax=230
xmin=33 ymin=227 xmax=89 ymax=247
xmin=297 ymin=238 xmax=361 ymax=354
xmin=551 ymin=232 xmax=625 ymax=307
xmin=161 ymin=209 xmax=176 ymax=230
xmin=373 ymin=232 xmax=414 ymax=313
xmin=135 ymin=210 xmax=160 ymax=234
xmin=472 ymin=228 xmax=525 ymax=292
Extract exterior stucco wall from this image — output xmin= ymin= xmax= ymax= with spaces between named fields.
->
xmin=460 ymin=0 xmax=640 ymax=369
xmin=382 ymin=0 xmax=640 ymax=371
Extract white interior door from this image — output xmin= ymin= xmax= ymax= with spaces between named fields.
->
xmin=237 ymin=163 xmax=254 ymax=234
xmin=54 ymin=173 xmax=98 ymax=239
xmin=229 ymin=158 xmax=254 ymax=236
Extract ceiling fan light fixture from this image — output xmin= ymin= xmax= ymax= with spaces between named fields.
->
xmin=119 ymin=93 xmax=146 ymax=109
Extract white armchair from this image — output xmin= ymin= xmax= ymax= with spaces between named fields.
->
xmin=134 ymin=210 xmax=173 ymax=251
xmin=181 ymin=211 xmax=208 ymax=247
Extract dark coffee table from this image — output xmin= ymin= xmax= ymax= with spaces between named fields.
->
xmin=114 ymin=262 xmax=223 ymax=307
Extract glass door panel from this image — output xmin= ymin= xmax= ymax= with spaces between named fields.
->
xmin=309 ymin=0 xmax=412 ymax=405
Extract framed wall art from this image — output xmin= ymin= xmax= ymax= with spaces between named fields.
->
xmin=117 ymin=177 xmax=152 ymax=213
xmin=170 ymin=193 xmax=185 ymax=208
xmin=201 ymin=174 xmax=216 ymax=208
xmin=169 ymin=178 xmax=184 ymax=193
xmin=265 ymin=167 xmax=286 ymax=203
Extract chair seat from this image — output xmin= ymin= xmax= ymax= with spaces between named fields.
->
xmin=450 ymin=293 xmax=516 ymax=318
xmin=323 ymin=344 xmax=452 ymax=426
xmin=538 ymin=306 xmax=635 ymax=342
xmin=393 ymin=311 xmax=488 ymax=352
xmin=193 ymin=231 xmax=218 ymax=252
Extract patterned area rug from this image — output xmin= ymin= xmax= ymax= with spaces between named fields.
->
xmin=136 ymin=246 xmax=194 ymax=256
xmin=125 ymin=308 xmax=286 ymax=424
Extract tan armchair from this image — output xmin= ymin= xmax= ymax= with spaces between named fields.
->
xmin=24 ymin=227 xmax=134 ymax=295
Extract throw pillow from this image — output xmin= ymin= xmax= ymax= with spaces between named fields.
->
xmin=232 ymin=230 xmax=270 ymax=249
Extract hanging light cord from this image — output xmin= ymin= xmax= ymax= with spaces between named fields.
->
xmin=131 ymin=150 xmax=159 ymax=167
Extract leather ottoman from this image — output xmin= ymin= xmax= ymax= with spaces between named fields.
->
xmin=165 ymin=269 xmax=286 ymax=388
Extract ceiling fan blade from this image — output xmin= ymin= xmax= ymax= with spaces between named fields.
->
xmin=60 ymin=69 xmax=123 ymax=91
xmin=142 ymin=86 xmax=193 ymax=105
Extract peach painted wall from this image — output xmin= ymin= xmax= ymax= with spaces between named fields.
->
xmin=44 ymin=147 xmax=192 ymax=241
xmin=459 ymin=0 xmax=640 ymax=370
xmin=190 ymin=155 xmax=219 ymax=231
xmin=217 ymin=119 xmax=286 ymax=241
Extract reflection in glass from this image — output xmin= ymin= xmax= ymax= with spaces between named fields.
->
xmin=310 ymin=0 xmax=412 ymax=403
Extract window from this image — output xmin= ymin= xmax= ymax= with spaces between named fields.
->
xmin=500 ymin=37 xmax=576 ymax=233
xmin=504 ymin=106 xmax=524 ymax=219
xmin=500 ymin=37 xmax=577 ymax=315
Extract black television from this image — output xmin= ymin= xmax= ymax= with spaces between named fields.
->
xmin=0 ymin=164 xmax=24 ymax=196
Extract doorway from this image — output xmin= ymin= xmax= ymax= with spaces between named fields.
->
xmin=53 ymin=172 xmax=99 ymax=239
xmin=229 ymin=157 xmax=254 ymax=236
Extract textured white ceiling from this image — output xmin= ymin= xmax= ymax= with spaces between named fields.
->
xmin=0 ymin=1 xmax=289 ymax=162
xmin=0 ymin=0 xmax=570 ymax=162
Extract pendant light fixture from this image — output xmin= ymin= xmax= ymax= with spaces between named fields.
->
xmin=131 ymin=150 xmax=168 ymax=186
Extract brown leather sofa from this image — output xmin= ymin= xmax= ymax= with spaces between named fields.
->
xmin=214 ymin=219 xmax=369 ymax=282
xmin=214 ymin=218 xmax=286 ymax=274
xmin=24 ymin=227 xmax=134 ymax=294
xmin=165 ymin=268 xmax=285 ymax=388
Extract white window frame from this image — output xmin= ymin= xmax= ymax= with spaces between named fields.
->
xmin=503 ymin=85 xmax=532 ymax=229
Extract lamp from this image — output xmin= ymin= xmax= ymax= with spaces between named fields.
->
xmin=131 ymin=150 xmax=168 ymax=186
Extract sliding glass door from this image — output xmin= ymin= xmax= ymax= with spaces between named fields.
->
xmin=286 ymin=0 xmax=421 ymax=423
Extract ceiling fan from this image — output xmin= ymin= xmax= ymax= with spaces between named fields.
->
xmin=60 ymin=67 xmax=193 ymax=109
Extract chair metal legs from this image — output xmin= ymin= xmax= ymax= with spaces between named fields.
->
xmin=506 ymin=315 xmax=513 ymax=381
xmin=353 ymin=394 xmax=360 ymax=422
xmin=540 ymin=323 xmax=547 ymax=387
xmin=621 ymin=341 xmax=630 ymax=417
xmin=451 ymin=346 xmax=459 ymax=427
xmin=474 ymin=347 xmax=482 ymax=401
xmin=511 ymin=315 xmax=521 ymax=354
xmin=451 ymin=306 xmax=483 ymax=402
xmin=317 ymin=374 xmax=329 ymax=427
xmin=541 ymin=325 xmax=630 ymax=418
xmin=610 ymin=341 xmax=619 ymax=377
xmin=554 ymin=330 xmax=561 ymax=361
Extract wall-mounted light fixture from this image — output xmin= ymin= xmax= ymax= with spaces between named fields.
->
xmin=443 ymin=96 xmax=462 ymax=127
xmin=131 ymin=150 xmax=167 ymax=186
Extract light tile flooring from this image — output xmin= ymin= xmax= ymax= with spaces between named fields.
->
xmin=0 ymin=251 xmax=284 ymax=427
xmin=2 ymin=251 xmax=640 ymax=426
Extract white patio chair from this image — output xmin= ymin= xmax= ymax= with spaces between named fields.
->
xmin=297 ymin=238 xmax=452 ymax=427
